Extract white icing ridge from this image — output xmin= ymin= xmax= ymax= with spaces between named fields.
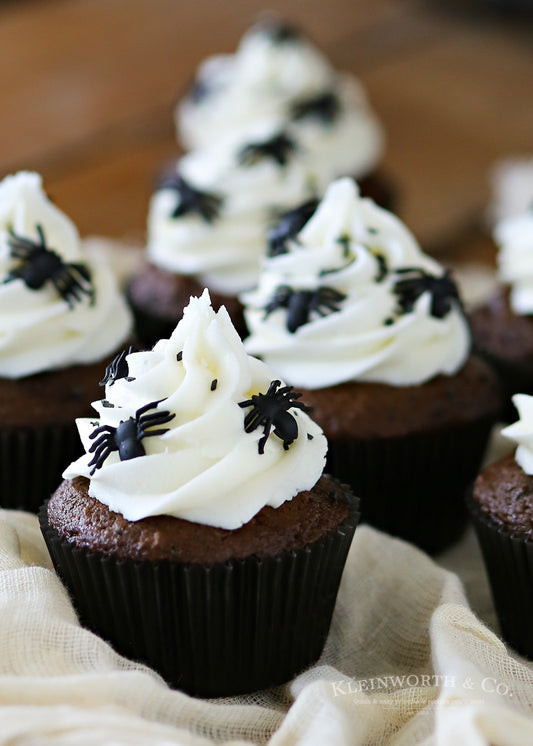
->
xmin=502 ymin=394 xmax=533 ymax=475
xmin=147 ymin=127 xmax=317 ymax=295
xmin=64 ymin=291 xmax=327 ymax=528
xmin=242 ymin=178 xmax=470 ymax=388
xmin=495 ymin=209 xmax=533 ymax=315
xmin=175 ymin=21 xmax=384 ymax=187
xmin=0 ymin=172 xmax=133 ymax=378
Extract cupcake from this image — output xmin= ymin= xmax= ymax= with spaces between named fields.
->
xmin=469 ymin=393 xmax=533 ymax=658
xmin=470 ymin=207 xmax=533 ymax=419
xmin=127 ymin=125 xmax=318 ymax=347
xmin=0 ymin=172 xmax=133 ymax=512
xmin=175 ymin=18 xmax=393 ymax=209
xmin=40 ymin=291 xmax=359 ymax=696
xmin=242 ymin=178 xmax=501 ymax=554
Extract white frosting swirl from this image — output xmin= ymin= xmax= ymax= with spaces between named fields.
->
xmin=64 ymin=291 xmax=327 ymax=528
xmin=0 ymin=172 xmax=132 ymax=378
xmin=175 ymin=22 xmax=384 ymax=188
xmin=242 ymin=179 xmax=470 ymax=388
xmin=502 ymin=394 xmax=533 ymax=475
xmin=147 ymin=128 xmax=317 ymax=295
xmin=495 ymin=209 xmax=533 ymax=315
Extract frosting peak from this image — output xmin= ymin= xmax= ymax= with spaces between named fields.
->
xmin=502 ymin=394 xmax=533 ymax=475
xmin=0 ymin=172 xmax=132 ymax=378
xmin=242 ymin=178 xmax=470 ymax=388
xmin=495 ymin=208 xmax=533 ymax=315
xmin=64 ymin=291 xmax=327 ymax=528
xmin=175 ymin=21 xmax=384 ymax=189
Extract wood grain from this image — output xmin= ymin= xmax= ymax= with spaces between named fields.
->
xmin=0 ymin=0 xmax=531 ymax=261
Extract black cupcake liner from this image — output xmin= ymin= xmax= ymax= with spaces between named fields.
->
xmin=325 ymin=417 xmax=495 ymax=555
xmin=467 ymin=493 xmax=533 ymax=659
xmin=0 ymin=423 xmax=84 ymax=513
xmin=39 ymin=489 xmax=359 ymax=697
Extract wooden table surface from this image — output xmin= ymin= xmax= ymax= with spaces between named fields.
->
xmin=1 ymin=0 xmax=532 ymax=265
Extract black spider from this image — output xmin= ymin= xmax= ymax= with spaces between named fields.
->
xmin=4 ymin=224 xmax=94 ymax=308
xmin=238 ymin=380 xmax=311 ymax=454
xmin=290 ymin=91 xmax=341 ymax=125
xmin=238 ymin=132 xmax=298 ymax=168
xmin=263 ymin=284 xmax=346 ymax=333
xmin=392 ymin=267 xmax=462 ymax=320
xmin=99 ymin=346 xmax=137 ymax=387
xmin=157 ymin=172 xmax=223 ymax=223
xmin=87 ymin=400 xmax=175 ymax=474
xmin=257 ymin=18 xmax=301 ymax=44
xmin=267 ymin=198 xmax=319 ymax=257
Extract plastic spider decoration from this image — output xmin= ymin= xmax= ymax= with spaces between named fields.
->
xmin=99 ymin=346 xmax=136 ymax=387
xmin=239 ymin=380 xmax=311 ymax=454
xmin=392 ymin=267 xmax=462 ymax=320
xmin=4 ymin=224 xmax=94 ymax=308
xmin=267 ymin=198 xmax=319 ymax=257
xmin=157 ymin=172 xmax=223 ymax=223
xmin=263 ymin=284 xmax=347 ymax=333
xmin=238 ymin=132 xmax=297 ymax=169
xmin=290 ymin=91 xmax=341 ymax=125
xmin=87 ymin=400 xmax=175 ymax=474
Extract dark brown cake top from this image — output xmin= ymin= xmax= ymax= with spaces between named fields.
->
xmin=473 ymin=453 xmax=533 ymax=539
xmin=47 ymin=474 xmax=352 ymax=564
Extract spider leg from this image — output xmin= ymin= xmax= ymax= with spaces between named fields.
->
xmin=139 ymin=427 xmax=172 ymax=440
xmin=258 ymin=422 xmax=272 ymax=455
xmin=89 ymin=424 xmax=115 ymax=441
xmin=238 ymin=398 xmax=254 ymax=409
xmin=243 ymin=409 xmax=263 ymax=433
xmin=139 ymin=411 xmax=175 ymax=428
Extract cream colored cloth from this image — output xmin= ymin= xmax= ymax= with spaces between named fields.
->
xmin=0 ymin=508 xmax=532 ymax=746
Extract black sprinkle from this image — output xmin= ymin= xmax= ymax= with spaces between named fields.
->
xmin=211 ymin=379 xmax=218 ymax=391
xmin=307 ymin=433 xmax=314 ymax=440
xmin=177 ymin=351 xmax=183 ymax=361
xmin=101 ymin=400 xmax=115 ymax=408
xmin=336 ymin=234 xmax=351 ymax=258
xmin=368 ymin=227 xmax=378 ymax=235
xmin=384 ymin=317 xmax=394 ymax=326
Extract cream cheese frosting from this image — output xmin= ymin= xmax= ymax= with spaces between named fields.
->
xmin=64 ymin=291 xmax=327 ymax=528
xmin=175 ymin=19 xmax=384 ymax=190
xmin=242 ymin=178 xmax=470 ymax=388
xmin=502 ymin=394 xmax=533 ymax=475
xmin=147 ymin=126 xmax=317 ymax=295
xmin=0 ymin=172 xmax=132 ymax=378
xmin=495 ymin=208 xmax=533 ymax=315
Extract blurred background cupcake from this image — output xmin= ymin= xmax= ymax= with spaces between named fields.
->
xmin=470 ymin=206 xmax=533 ymax=420
xmin=175 ymin=16 xmax=394 ymax=210
xmin=0 ymin=171 xmax=133 ymax=512
xmin=41 ymin=291 xmax=359 ymax=696
xmin=469 ymin=393 xmax=533 ymax=659
xmin=242 ymin=178 xmax=502 ymax=554
xmin=127 ymin=124 xmax=318 ymax=347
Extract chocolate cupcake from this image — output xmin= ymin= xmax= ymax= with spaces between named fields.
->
xmin=469 ymin=207 xmax=533 ymax=419
xmin=242 ymin=178 xmax=501 ymax=554
xmin=127 ymin=127 xmax=317 ymax=347
xmin=40 ymin=291 xmax=359 ymax=696
xmin=0 ymin=172 xmax=133 ymax=512
xmin=175 ymin=17 xmax=394 ymax=209
xmin=469 ymin=394 xmax=533 ymax=658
